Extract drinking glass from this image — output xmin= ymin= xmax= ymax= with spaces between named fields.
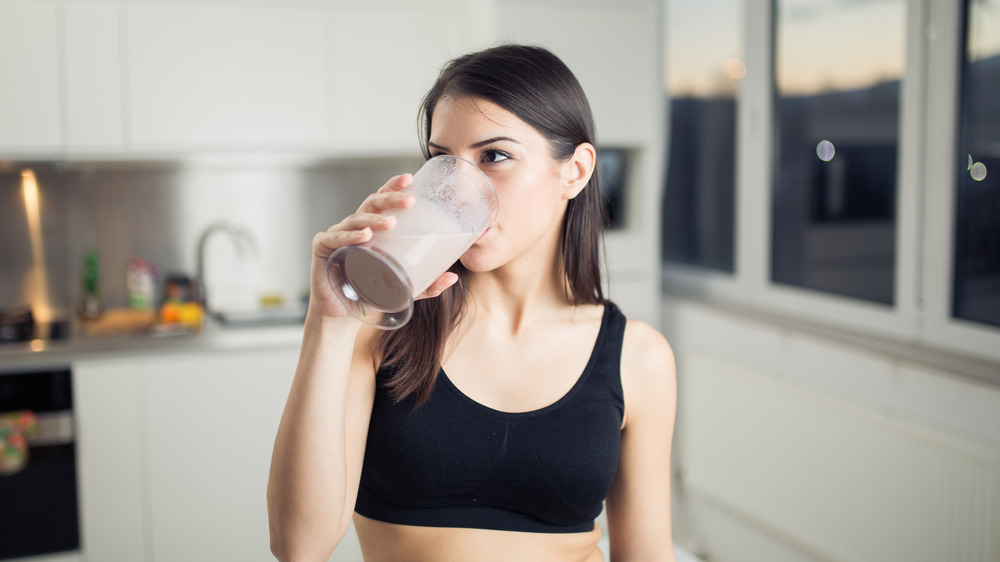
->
xmin=327 ymin=155 xmax=498 ymax=329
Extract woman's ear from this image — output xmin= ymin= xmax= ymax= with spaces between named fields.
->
xmin=560 ymin=142 xmax=597 ymax=200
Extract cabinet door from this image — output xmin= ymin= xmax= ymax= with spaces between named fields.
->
xmin=63 ymin=2 xmax=125 ymax=152
xmin=125 ymin=4 xmax=328 ymax=151
xmin=74 ymin=358 xmax=146 ymax=562
xmin=494 ymin=0 xmax=660 ymax=146
xmin=0 ymin=1 xmax=62 ymax=153
xmin=328 ymin=1 xmax=474 ymax=155
xmin=140 ymin=347 xmax=299 ymax=561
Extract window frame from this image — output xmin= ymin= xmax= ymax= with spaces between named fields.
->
xmin=754 ymin=0 xmax=923 ymax=342
xmin=921 ymin=0 xmax=1000 ymax=364
xmin=661 ymin=0 xmax=1000 ymax=372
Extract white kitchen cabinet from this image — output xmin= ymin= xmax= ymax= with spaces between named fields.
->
xmin=139 ymin=346 xmax=298 ymax=561
xmin=63 ymin=2 xmax=125 ymax=152
xmin=492 ymin=0 xmax=660 ymax=147
xmin=2 ymin=0 xmax=659 ymax=159
xmin=137 ymin=344 xmax=364 ymax=561
xmin=327 ymin=0 xmax=477 ymax=155
xmin=0 ymin=1 xmax=62 ymax=153
xmin=74 ymin=358 xmax=147 ymax=562
xmin=330 ymin=0 xmax=660 ymax=152
xmin=74 ymin=341 xmax=365 ymax=562
xmin=125 ymin=3 xmax=329 ymax=152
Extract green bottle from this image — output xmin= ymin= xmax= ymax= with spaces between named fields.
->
xmin=81 ymin=251 xmax=101 ymax=319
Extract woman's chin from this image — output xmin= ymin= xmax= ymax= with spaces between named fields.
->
xmin=458 ymin=251 xmax=495 ymax=273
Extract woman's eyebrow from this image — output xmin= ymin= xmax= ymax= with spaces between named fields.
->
xmin=470 ymin=136 xmax=520 ymax=148
xmin=428 ymin=136 xmax=520 ymax=153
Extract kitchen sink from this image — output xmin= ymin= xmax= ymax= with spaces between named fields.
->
xmin=212 ymin=307 xmax=306 ymax=327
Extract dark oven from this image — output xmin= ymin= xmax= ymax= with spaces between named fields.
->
xmin=0 ymin=368 xmax=80 ymax=560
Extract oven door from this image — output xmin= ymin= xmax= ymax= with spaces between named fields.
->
xmin=0 ymin=369 xmax=80 ymax=561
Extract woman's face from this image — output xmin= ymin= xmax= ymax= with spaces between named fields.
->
xmin=427 ymin=96 xmax=576 ymax=274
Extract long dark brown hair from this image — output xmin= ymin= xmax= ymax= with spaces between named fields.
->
xmin=376 ymin=44 xmax=607 ymax=404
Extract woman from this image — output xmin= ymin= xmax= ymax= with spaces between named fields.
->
xmin=267 ymin=44 xmax=677 ymax=562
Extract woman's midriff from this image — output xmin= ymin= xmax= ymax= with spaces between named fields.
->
xmin=352 ymin=514 xmax=604 ymax=562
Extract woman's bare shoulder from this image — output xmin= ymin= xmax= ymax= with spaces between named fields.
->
xmin=620 ymin=317 xmax=677 ymax=424
xmin=621 ymin=318 xmax=675 ymax=372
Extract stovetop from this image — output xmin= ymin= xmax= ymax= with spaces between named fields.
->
xmin=0 ymin=307 xmax=70 ymax=344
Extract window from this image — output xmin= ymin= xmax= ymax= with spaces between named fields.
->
xmin=771 ymin=0 xmax=906 ymax=305
xmin=661 ymin=0 xmax=741 ymax=272
xmin=953 ymin=0 xmax=1000 ymax=328
xmin=660 ymin=0 xmax=1000 ymax=367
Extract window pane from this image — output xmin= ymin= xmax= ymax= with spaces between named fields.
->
xmin=661 ymin=0 xmax=740 ymax=272
xmin=954 ymin=0 xmax=1000 ymax=328
xmin=771 ymin=0 xmax=905 ymax=305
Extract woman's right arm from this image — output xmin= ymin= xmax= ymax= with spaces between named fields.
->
xmin=267 ymin=174 xmax=460 ymax=561
xmin=267 ymin=312 xmax=377 ymax=562
xmin=267 ymin=175 xmax=404 ymax=561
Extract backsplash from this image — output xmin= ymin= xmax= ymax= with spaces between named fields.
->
xmin=0 ymin=156 xmax=422 ymax=322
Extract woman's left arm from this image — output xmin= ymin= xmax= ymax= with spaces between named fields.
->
xmin=605 ymin=319 xmax=678 ymax=561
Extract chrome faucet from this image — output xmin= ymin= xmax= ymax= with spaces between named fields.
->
xmin=195 ymin=219 xmax=258 ymax=314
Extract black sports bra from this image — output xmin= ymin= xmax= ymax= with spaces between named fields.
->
xmin=354 ymin=303 xmax=626 ymax=533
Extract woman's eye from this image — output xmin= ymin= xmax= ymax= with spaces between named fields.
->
xmin=481 ymin=149 xmax=511 ymax=164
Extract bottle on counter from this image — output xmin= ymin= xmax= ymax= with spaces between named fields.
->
xmin=80 ymin=251 xmax=101 ymax=320
xmin=126 ymin=257 xmax=157 ymax=311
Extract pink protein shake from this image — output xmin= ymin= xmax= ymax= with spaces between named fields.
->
xmin=327 ymin=155 xmax=497 ymax=329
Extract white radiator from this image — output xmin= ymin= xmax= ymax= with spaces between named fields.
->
xmin=681 ymin=353 xmax=1000 ymax=562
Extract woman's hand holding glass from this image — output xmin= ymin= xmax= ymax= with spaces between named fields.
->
xmin=308 ymin=174 xmax=460 ymax=322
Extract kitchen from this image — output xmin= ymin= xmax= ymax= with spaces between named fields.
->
xmin=3 ymin=1 xmax=1000 ymax=562
xmin=1 ymin=1 xmax=662 ymax=561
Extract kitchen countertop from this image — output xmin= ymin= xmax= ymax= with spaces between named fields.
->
xmin=0 ymin=322 xmax=305 ymax=370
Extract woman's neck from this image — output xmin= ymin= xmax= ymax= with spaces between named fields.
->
xmin=463 ymin=256 xmax=573 ymax=334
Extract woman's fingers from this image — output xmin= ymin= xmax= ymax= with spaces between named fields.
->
xmin=416 ymin=272 xmax=459 ymax=300
xmin=306 ymin=173 xmax=417 ymax=320
xmin=312 ymin=228 xmax=372 ymax=258
xmin=358 ymin=191 xmax=415 ymax=214
xmin=376 ymin=173 xmax=413 ymax=194
xmin=314 ymin=212 xmax=397 ymax=257
xmin=331 ymin=213 xmax=396 ymax=233
xmin=311 ymin=175 xmax=412 ymax=261
xmin=359 ymin=174 xmax=415 ymax=213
